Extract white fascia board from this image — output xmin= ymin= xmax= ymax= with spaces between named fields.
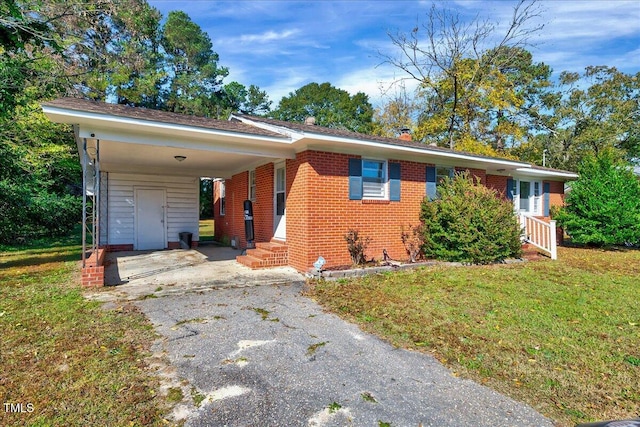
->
xmin=514 ymin=168 xmax=578 ymax=179
xmin=43 ymin=106 xmax=296 ymax=160
xmin=295 ymin=133 xmax=530 ymax=168
xmin=43 ymin=106 xmax=294 ymax=147
xmin=230 ymin=114 xmax=304 ymax=141
xmin=78 ymin=126 xmax=295 ymax=159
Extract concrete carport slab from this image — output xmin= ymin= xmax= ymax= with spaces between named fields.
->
xmin=88 ymin=245 xmax=304 ymax=302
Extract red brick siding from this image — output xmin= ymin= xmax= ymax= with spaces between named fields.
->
xmin=286 ymin=153 xmax=310 ymax=271
xmin=214 ymin=167 xmax=274 ymax=249
xmin=216 ymin=152 xmax=569 ymax=272
xmin=286 ymin=150 xmax=429 ymax=271
xmin=254 ymin=163 xmax=274 ymax=243
xmin=486 ymin=174 xmax=509 ymax=198
xmin=81 ymin=248 xmax=106 ymax=287
xmin=545 ymin=180 xmax=565 ymax=211
xmin=216 ymin=172 xmax=249 ymax=248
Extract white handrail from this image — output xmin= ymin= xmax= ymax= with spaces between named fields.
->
xmin=519 ymin=214 xmax=557 ymax=260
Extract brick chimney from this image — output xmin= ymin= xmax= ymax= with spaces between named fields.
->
xmin=399 ymin=128 xmax=412 ymax=141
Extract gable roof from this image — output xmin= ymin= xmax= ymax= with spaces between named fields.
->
xmin=41 ymin=98 xmax=577 ymax=180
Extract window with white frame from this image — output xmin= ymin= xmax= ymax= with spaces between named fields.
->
xmin=219 ymin=181 xmax=226 ymax=216
xmin=362 ymin=159 xmax=387 ymax=199
xmin=248 ymin=170 xmax=256 ymax=201
xmin=436 ymin=166 xmax=454 ymax=187
xmin=517 ymin=179 xmax=542 ymax=215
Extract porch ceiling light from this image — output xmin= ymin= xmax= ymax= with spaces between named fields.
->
xmin=174 ymin=155 xmax=187 ymax=162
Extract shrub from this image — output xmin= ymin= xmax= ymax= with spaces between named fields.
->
xmin=401 ymin=224 xmax=424 ymax=262
xmin=344 ymin=229 xmax=371 ymax=266
xmin=420 ymin=171 xmax=522 ymax=263
xmin=554 ymin=152 xmax=640 ymax=246
xmin=0 ymin=180 xmax=80 ymax=244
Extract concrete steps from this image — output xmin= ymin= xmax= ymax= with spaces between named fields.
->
xmin=237 ymin=239 xmax=288 ymax=269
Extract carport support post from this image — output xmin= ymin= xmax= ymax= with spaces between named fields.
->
xmin=81 ymin=138 xmax=87 ymax=268
xmin=80 ymin=137 xmax=104 ymax=286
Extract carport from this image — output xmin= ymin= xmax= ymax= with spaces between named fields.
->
xmin=42 ymin=98 xmax=295 ymax=286
xmin=89 ymin=245 xmax=302 ymax=301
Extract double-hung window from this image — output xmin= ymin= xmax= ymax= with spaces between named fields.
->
xmin=362 ymin=160 xmax=387 ymax=199
xmin=348 ymin=158 xmax=401 ymax=201
xmin=248 ymin=170 xmax=256 ymax=201
xmin=426 ymin=166 xmax=454 ymax=199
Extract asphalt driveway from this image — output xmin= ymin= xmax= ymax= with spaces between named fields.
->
xmin=135 ymin=280 xmax=554 ymax=427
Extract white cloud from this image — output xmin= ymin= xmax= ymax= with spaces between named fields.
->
xmin=238 ymin=29 xmax=299 ymax=44
xmin=335 ymin=64 xmax=421 ymax=108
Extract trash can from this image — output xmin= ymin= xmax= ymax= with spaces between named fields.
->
xmin=178 ymin=232 xmax=192 ymax=249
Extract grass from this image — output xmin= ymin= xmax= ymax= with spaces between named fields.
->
xmin=306 ymin=246 xmax=640 ymax=426
xmin=199 ymin=219 xmax=215 ymax=242
xmin=306 ymin=341 xmax=328 ymax=356
xmin=0 ymin=230 xmax=174 ymax=426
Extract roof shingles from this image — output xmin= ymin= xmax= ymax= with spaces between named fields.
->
xmin=42 ymin=98 xmax=286 ymax=139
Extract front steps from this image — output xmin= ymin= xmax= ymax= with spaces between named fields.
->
xmin=236 ymin=239 xmax=288 ymax=269
xmin=521 ymin=243 xmax=543 ymax=261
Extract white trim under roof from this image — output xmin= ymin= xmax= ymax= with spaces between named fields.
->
xmin=232 ymin=114 xmax=533 ymax=170
xmin=514 ymin=168 xmax=578 ymax=179
xmin=43 ymin=105 xmax=291 ymax=145
xmin=296 ymin=136 xmax=530 ymax=168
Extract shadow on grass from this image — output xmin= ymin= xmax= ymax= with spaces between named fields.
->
xmin=0 ymin=247 xmax=82 ymax=270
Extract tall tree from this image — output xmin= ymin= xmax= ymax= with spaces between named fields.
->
xmin=108 ymin=2 xmax=165 ymax=108
xmin=372 ymin=83 xmax=419 ymax=138
xmin=382 ymin=0 xmax=544 ymax=151
xmin=161 ymin=11 xmax=228 ymax=116
xmin=554 ymin=150 xmax=640 ymax=246
xmin=217 ymin=81 xmax=272 ymax=117
xmin=272 ymin=82 xmax=374 ymax=133
xmin=513 ymin=66 xmax=640 ymax=170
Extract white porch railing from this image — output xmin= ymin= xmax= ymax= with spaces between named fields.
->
xmin=519 ymin=214 xmax=557 ymax=260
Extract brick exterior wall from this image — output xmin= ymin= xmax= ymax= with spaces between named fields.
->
xmin=255 ymin=163 xmax=275 ymax=242
xmin=486 ymin=174 xmax=509 ymax=198
xmin=215 ymin=150 xmax=568 ymax=272
xmin=214 ymin=167 xmax=275 ymax=249
xmin=286 ymin=150 xmax=429 ymax=271
xmin=213 ymin=172 xmax=248 ymax=248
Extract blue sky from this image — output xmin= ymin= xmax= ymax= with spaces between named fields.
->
xmin=148 ymin=0 xmax=640 ymax=107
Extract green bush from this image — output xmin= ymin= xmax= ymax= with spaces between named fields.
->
xmin=420 ymin=171 xmax=522 ymax=263
xmin=554 ymin=152 xmax=640 ymax=246
xmin=0 ymin=181 xmax=81 ymax=244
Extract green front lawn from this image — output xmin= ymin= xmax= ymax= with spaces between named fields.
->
xmin=199 ymin=219 xmax=215 ymax=241
xmin=307 ymin=246 xmax=640 ymax=426
xmin=0 ymin=232 xmax=173 ymax=426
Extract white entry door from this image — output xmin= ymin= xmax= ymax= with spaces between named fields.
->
xmin=135 ymin=188 xmax=166 ymax=250
xmin=273 ymin=162 xmax=286 ymax=240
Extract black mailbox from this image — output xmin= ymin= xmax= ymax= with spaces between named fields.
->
xmin=243 ymin=200 xmax=255 ymax=248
